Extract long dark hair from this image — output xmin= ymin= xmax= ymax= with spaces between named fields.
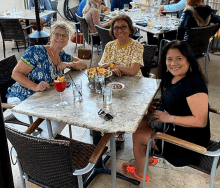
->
xmin=157 ymin=40 xmax=207 ymax=94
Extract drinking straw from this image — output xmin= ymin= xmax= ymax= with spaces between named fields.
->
xmin=68 ymin=74 xmax=82 ymax=97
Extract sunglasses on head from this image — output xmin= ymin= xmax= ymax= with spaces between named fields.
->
xmin=98 ymin=109 xmax=113 ymax=121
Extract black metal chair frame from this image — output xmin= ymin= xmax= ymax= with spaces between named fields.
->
xmin=95 ymin=25 xmax=114 ymax=54
xmin=0 ymin=18 xmax=33 ymax=58
xmin=0 ymin=55 xmax=42 ymax=134
xmin=141 ymin=44 xmax=158 ymax=77
xmin=75 ymin=14 xmax=101 ymax=68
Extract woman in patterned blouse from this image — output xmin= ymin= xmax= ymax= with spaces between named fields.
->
xmin=83 ymin=0 xmax=111 ymax=44
xmin=8 ymin=21 xmax=86 ymax=101
xmin=98 ymin=14 xmax=144 ymax=77
xmin=7 ymin=21 xmax=87 ymax=138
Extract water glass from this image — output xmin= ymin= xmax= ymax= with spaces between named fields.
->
xmin=31 ymin=7 xmax=35 ymax=12
xmin=124 ymin=4 xmax=129 ymax=12
xmin=95 ymin=75 xmax=105 ymax=94
xmin=39 ymin=5 xmax=44 ymax=12
xmin=72 ymin=79 xmax=82 ymax=101
xmin=102 ymin=85 xmax=112 ymax=105
xmin=172 ymin=12 xmax=177 ymax=19
xmin=166 ymin=13 xmax=171 ymax=24
xmin=88 ymin=78 xmax=95 ymax=90
xmin=148 ymin=18 xmax=153 ymax=28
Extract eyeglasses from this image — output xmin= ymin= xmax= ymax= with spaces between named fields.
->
xmin=53 ymin=32 xmax=69 ymax=38
xmin=113 ymin=25 xmax=128 ymax=31
xmin=98 ymin=109 xmax=113 ymax=121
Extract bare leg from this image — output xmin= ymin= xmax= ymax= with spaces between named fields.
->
xmin=121 ymin=116 xmax=153 ymax=180
xmin=133 ymin=126 xmax=153 ymax=177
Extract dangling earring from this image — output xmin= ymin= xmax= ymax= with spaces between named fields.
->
xmin=166 ymin=68 xmax=169 ymax=72
xmin=189 ymin=66 xmax=192 ymax=72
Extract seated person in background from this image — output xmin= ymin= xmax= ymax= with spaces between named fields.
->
xmin=98 ymin=14 xmax=144 ymax=77
xmin=177 ymin=0 xmax=220 ymax=41
xmin=121 ymin=40 xmax=210 ymax=182
xmin=77 ymin=0 xmax=108 ymax=17
xmin=83 ymin=0 xmax=111 ymax=44
xmin=159 ymin=0 xmax=185 ymax=17
xmin=29 ymin=0 xmax=53 ymax=29
xmin=7 ymin=21 xmax=87 ymax=138
xmin=111 ymin=0 xmax=132 ymax=11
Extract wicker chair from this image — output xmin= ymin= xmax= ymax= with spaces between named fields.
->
xmin=75 ymin=14 xmax=101 ymax=68
xmin=158 ymin=24 xmax=219 ymax=82
xmin=141 ymin=44 xmax=158 ymax=77
xmin=0 ymin=55 xmax=42 ymax=134
xmin=95 ymin=25 xmax=113 ymax=54
xmin=142 ymin=107 xmax=220 ymax=188
xmin=5 ymin=125 xmax=111 ymax=188
xmin=0 ymin=18 xmax=31 ymax=58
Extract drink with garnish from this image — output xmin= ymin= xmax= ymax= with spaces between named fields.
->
xmin=53 ymin=76 xmax=68 ymax=107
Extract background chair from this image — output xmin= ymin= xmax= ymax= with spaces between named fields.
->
xmin=142 ymin=107 xmax=220 ymax=188
xmin=76 ymin=14 xmax=101 ymax=68
xmin=5 ymin=125 xmax=111 ymax=188
xmin=0 ymin=55 xmax=42 ymax=134
xmin=0 ymin=18 xmax=32 ymax=58
xmin=95 ymin=25 xmax=113 ymax=54
xmin=141 ymin=44 xmax=158 ymax=77
xmin=158 ymin=23 xmax=219 ymax=81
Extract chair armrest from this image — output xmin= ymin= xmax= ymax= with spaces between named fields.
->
xmin=25 ymin=118 xmax=44 ymax=134
xmin=2 ymin=103 xmax=15 ymax=109
xmin=89 ymin=133 xmax=112 ymax=164
xmin=73 ymin=133 xmax=112 ymax=175
xmin=89 ymin=32 xmax=98 ymax=37
xmin=23 ymin=25 xmax=36 ymax=30
xmin=152 ymin=132 xmax=207 ymax=154
xmin=209 ymin=106 xmax=220 ymax=115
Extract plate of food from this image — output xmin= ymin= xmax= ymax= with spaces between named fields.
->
xmin=109 ymin=82 xmax=125 ymax=91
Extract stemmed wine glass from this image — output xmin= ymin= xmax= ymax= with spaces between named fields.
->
xmin=53 ymin=76 xmax=68 ymax=107
xmin=130 ymin=1 xmax=135 ymax=10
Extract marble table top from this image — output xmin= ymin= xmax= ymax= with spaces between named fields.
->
xmin=12 ymin=71 xmax=160 ymax=133
xmin=0 ymin=10 xmax=55 ymax=20
xmin=103 ymin=11 xmax=179 ymax=35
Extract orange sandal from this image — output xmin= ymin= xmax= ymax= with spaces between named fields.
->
xmin=121 ymin=163 xmax=150 ymax=183
xmin=149 ymin=157 xmax=158 ymax=166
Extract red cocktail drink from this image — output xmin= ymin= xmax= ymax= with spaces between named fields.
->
xmin=54 ymin=80 xmax=66 ymax=92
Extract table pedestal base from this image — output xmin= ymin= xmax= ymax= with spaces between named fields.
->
xmin=83 ymin=131 xmax=140 ymax=187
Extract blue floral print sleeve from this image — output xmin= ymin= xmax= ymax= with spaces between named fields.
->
xmin=7 ymin=45 xmax=72 ymax=101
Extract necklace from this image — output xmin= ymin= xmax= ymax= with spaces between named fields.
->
xmin=50 ymin=48 xmax=60 ymax=65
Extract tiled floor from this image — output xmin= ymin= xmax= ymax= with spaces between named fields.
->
xmin=1 ymin=21 xmax=220 ymax=188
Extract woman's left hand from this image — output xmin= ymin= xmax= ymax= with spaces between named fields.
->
xmin=153 ymin=110 xmax=173 ymax=123
xmin=57 ymin=62 xmax=69 ymax=71
xmin=113 ymin=65 xmax=124 ymax=76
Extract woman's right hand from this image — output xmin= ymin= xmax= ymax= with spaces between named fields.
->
xmin=34 ymin=81 xmax=50 ymax=92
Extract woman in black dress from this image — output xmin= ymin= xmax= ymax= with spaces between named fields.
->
xmin=121 ymin=40 xmax=210 ymax=183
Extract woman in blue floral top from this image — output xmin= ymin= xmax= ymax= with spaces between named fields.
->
xmin=7 ymin=21 xmax=87 ymax=101
xmin=7 ymin=21 xmax=87 ymax=138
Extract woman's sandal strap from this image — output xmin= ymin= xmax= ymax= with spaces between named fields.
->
xmin=123 ymin=163 xmax=150 ymax=183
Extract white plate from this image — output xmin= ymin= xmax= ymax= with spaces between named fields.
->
xmin=108 ymin=82 xmax=125 ymax=91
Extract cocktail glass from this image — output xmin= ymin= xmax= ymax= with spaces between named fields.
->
xmin=53 ymin=77 xmax=68 ymax=107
